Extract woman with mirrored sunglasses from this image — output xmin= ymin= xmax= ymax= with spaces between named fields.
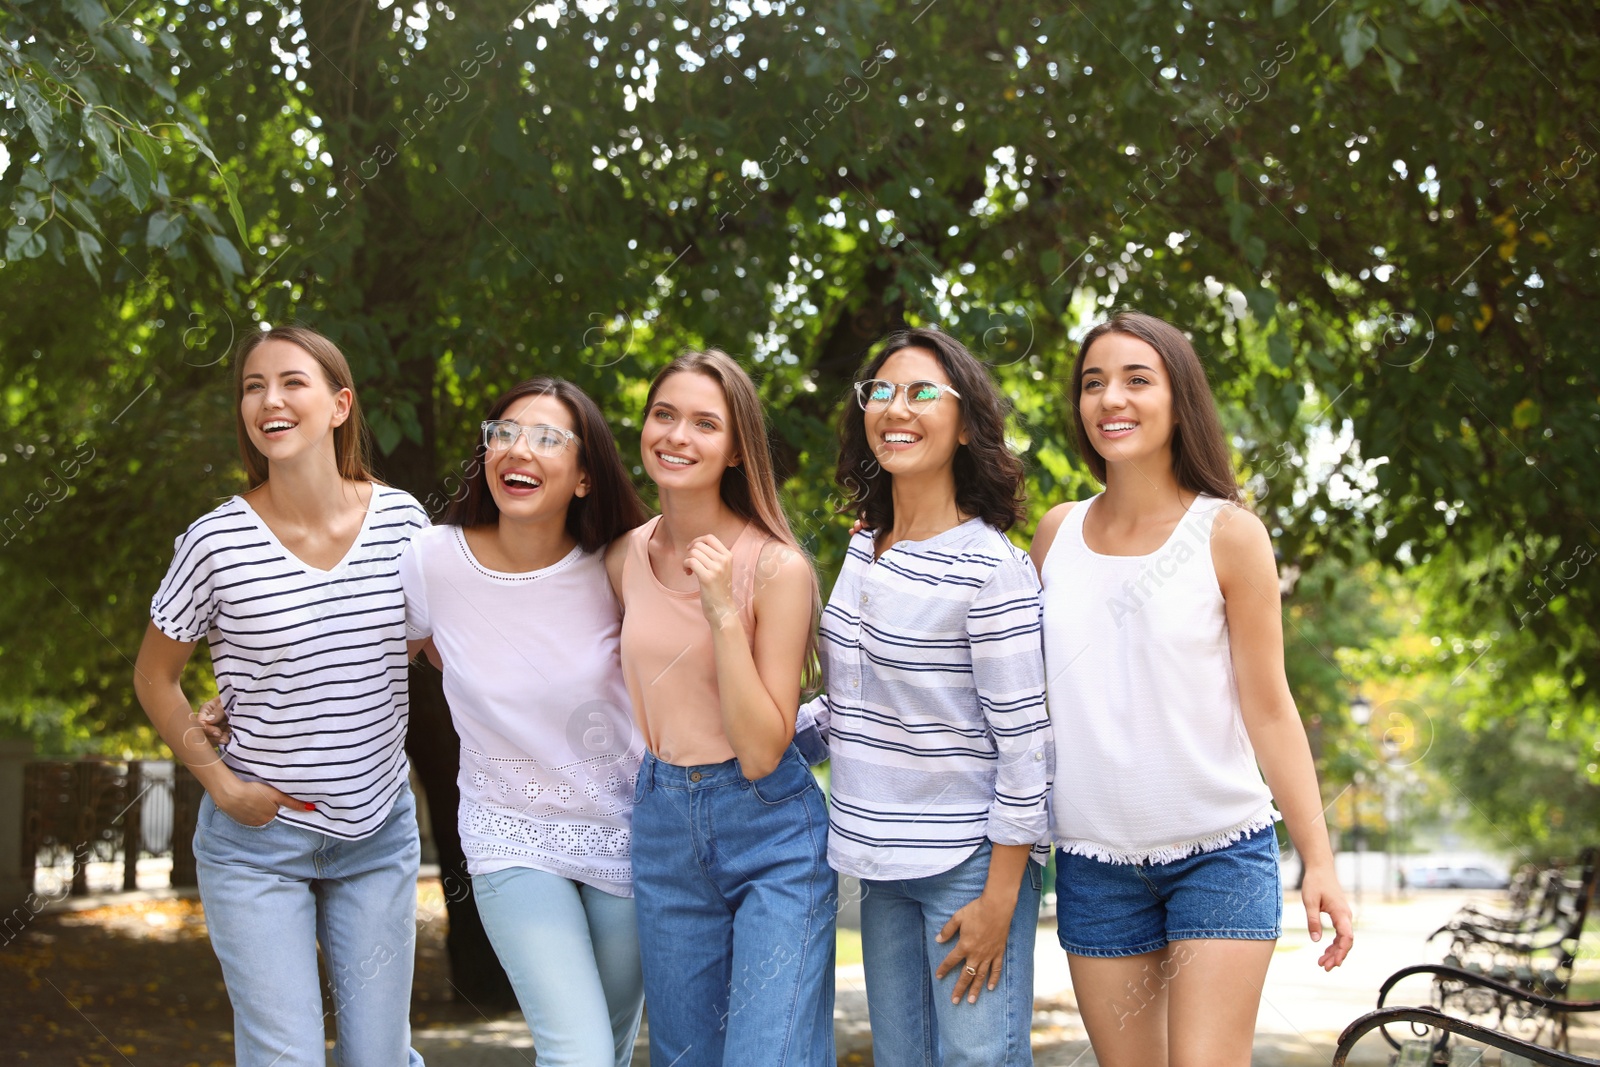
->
xmin=801 ymin=328 xmax=1054 ymax=1066
xmin=399 ymin=377 xmax=653 ymax=1066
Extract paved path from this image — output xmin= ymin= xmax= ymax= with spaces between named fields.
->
xmin=415 ymin=887 xmax=1598 ymax=1065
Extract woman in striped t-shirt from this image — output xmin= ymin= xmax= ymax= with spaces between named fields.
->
xmin=134 ymin=326 xmax=428 ymax=1067
xmin=806 ymin=328 xmax=1053 ymax=1067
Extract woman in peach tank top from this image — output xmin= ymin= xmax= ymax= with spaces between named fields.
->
xmin=604 ymin=349 xmax=836 ymax=1066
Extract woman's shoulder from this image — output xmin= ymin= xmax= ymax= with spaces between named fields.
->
xmin=406 ymin=521 xmax=454 ymax=556
xmin=173 ymin=495 xmax=252 ymax=545
xmin=1027 ymin=497 xmax=1094 ymax=576
xmin=957 ymin=518 xmax=1033 ymax=565
xmin=369 ymin=484 xmax=429 ymax=524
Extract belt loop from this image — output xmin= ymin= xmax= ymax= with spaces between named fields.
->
xmin=642 ymin=752 xmax=656 ymax=793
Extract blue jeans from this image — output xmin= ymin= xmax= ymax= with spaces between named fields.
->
xmin=193 ymin=785 xmax=424 ymax=1067
xmin=472 ymin=866 xmax=644 ymax=1067
xmin=859 ymin=841 xmax=1043 ymax=1067
xmin=631 ymin=745 xmax=837 ymax=1067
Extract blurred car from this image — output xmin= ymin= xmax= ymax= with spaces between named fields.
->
xmin=1404 ymin=861 xmax=1511 ymax=889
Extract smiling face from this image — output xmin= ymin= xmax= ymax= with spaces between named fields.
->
xmin=239 ymin=338 xmax=351 ymax=468
xmin=484 ymin=393 xmax=588 ymax=525
xmin=640 ymin=370 xmax=740 ymax=492
xmin=864 ymin=347 xmax=968 ymax=481
xmin=1078 ymin=331 xmax=1177 ymax=469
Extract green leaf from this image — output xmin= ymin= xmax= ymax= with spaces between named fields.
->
xmin=205 ymin=233 xmax=244 ymax=281
xmin=1382 ymin=51 xmax=1404 ymax=94
xmin=1340 ymin=16 xmax=1379 ymax=70
xmin=5 ymin=226 xmax=46 ymax=260
xmin=1246 ymin=286 xmax=1277 ymax=321
xmin=1421 ymin=0 xmax=1452 ymax=18
xmin=1379 ymin=24 xmax=1419 ymax=63
xmin=63 ymin=0 xmax=109 ymax=31
xmin=1040 ymin=248 xmax=1062 ymax=279
xmin=120 ymin=147 xmax=153 ymax=211
xmin=17 ymin=84 xmax=53 ymax=149
xmin=44 ymin=146 xmax=80 ymax=182
xmin=220 ymin=172 xmax=248 ymax=243
xmin=1243 ymin=235 xmax=1267 ymax=268
xmin=1272 ymin=0 xmax=1298 ymax=13
xmin=1268 ymin=330 xmax=1293 ymax=368
xmin=1213 ymin=170 xmax=1235 ymax=198
xmin=369 ymin=410 xmax=403 ymax=455
xmin=1511 ymin=398 xmax=1540 ymax=430
xmin=76 ymin=229 xmax=101 ymax=282
xmin=146 ymin=211 xmax=184 ymax=249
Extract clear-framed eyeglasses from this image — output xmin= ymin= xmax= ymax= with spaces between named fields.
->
xmin=481 ymin=420 xmax=578 ymax=456
xmin=853 ymin=378 xmax=962 ymax=414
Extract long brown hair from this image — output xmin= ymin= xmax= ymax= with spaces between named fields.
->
xmin=1069 ymin=311 xmax=1242 ymax=503
xmin=645 ymin=349 xmax=820 ymax=687
xmin=645 ymin=349 xmax=803 ymax=550
xmin=836 ymin=327 xmax=1027 ymax=534
xmin=443 ymin=377 xmax=650 ymax=551
xmin=232 ymin=325 xmax=378 ymax=489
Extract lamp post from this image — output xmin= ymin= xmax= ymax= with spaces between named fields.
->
xmin=1349 ymin=696 xmax=1372 ymax=906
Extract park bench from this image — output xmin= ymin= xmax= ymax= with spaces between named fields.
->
xmin=1450 ymin=859 xmax=1585 ymax=937
xmin=1334 ymin=846 xmax=1600 ymax=1064
xmin=1427 ymin=848 xmax=1598 ymax=1007
xmin=1334 ymin=999 xmax=1600 ymax=1065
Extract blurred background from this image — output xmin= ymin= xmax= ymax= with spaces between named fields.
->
xmin=1 ymin=0 xmax=1596 ymax=1061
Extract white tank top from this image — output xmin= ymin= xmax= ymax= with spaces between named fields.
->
xmin=1042 ymin=493 xmax=1277 ymax=864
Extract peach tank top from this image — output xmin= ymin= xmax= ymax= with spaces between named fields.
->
xmin=619 ymin=516 xmax=767 ymax=767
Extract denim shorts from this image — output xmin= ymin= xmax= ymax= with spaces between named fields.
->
xmin=1055 ymin=824 xmax=1283 ymax=958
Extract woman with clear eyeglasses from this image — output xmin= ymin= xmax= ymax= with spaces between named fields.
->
xmin=400 ymin=377 xmax=653 ymax=1066
xmin=799 ymin=328 xmax=1053 ymax=1066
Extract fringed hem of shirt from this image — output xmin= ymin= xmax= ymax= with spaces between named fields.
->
xmin=1056 ymin=809 xmax=1280 ymax=866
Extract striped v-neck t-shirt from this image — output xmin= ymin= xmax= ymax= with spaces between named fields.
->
xmin=150 ymin=485 xmax=428 ymax=839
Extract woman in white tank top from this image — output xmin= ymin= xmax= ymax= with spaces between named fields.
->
xmin=1030 ymin=312 xmax=1353 ymax=1067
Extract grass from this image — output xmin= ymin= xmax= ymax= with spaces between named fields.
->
xmin=837 ymin=926 xmax=864 ymax=967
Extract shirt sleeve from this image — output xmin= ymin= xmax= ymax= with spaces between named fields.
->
xmin=796 ymin=693 xmax=831 ymax=738
xmin=149 ymin=523 xmax=220 ymax=643
xmin=397 ymin=536 xmax=432 ymax=641
xmin=968 ymin=552 xmax=1054 ymax=848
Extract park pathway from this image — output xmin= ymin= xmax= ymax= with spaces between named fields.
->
xmin=412 ymin=888 xmax=1572 ymax=1066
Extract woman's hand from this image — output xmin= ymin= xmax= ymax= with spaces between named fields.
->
xmin=684 ymin=535 xmax=738 ymax=628
xmin=214 ymin=778 xmax=311 ymax=827
xmin=1301 ymin=864 xmax=1355 ymax=970
xmin=196 ymin=696 xmax=230 ymax=746
xmin=933 ymin=891 xmax=1018 ymax=1004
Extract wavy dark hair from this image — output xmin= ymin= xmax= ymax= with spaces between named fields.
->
xmin=443 ymin=377 xmax=650 ymax=550
xmin=1069 ymin=311 xmax=1242 ymax=504
xmin=836 ymin=328 xmax=1026 ymax=534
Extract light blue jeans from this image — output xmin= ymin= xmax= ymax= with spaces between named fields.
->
xmin=472 ymin=866 xmax=644 ymax=1067
xmin=631 ymin=745 xmax=837 ymax=1067
xmin=193 ymin=785 xmax=424 ymax=1067
xmin=859 ymin=841 xmax=1043 ymax=1067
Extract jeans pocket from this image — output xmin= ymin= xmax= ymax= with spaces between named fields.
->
xmin=749 ymin=750 xmax=814 ymax=806
xmin=213 ymin=803 xmax=276 ymax=831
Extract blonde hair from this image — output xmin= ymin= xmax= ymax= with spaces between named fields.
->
xmin=232 ymin=325 xmax=378 ymax=489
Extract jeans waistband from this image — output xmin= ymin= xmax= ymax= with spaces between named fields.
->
xmin=639 ymin=749 xmax=765 ymax=791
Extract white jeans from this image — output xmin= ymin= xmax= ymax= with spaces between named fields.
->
xmin=472 ymin=866 xmax=644 ymax=1067
xmin=193 ymin=786 xmax=424 ymax=1067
